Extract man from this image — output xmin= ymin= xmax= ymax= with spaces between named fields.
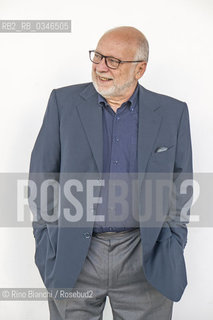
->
xmin=29 ymin=26 xmax=193 ymax=319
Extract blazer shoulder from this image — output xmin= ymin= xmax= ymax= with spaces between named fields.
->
xmin=54 ymin=82 xmax=92 ymax=97
xmin=50 ymin=82 xmax=95 ymax=111
xmin=141 ymin=85 xmax=187 ymax=111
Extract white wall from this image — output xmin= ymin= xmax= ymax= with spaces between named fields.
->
xmin=0 ymin=0 xmax=213 ymax=319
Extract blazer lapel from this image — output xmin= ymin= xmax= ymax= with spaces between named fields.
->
xmin=76 ymin=84 xmax=103 ymax=174
xmin=137 ymin=85 xmax=162 ymax=187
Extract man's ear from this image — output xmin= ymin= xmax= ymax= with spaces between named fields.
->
xmin=135 ymin=62 xmax=147 ymax=80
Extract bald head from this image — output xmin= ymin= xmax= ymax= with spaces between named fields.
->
xmin=98 ymin=26 xmax=149 ymax=62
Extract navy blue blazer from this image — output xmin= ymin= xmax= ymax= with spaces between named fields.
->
xmin=29 ymin=82 xmax=193 ymax=302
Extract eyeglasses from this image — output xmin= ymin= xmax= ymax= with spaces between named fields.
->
xmin=89 ymin=50 xmax=144 ymax=70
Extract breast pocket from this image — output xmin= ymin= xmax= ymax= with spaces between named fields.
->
xmin=152 ymin=145 xmax=174 ymax=157
xmin=147 ymin=145 xmax=175 ymax=172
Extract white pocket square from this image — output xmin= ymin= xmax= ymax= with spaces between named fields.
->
xmin=155 ymin=146 xmax=169 ymax=153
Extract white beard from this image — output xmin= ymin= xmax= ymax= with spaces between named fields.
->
xmin=92 ymin=69 xmax=136 ymax=98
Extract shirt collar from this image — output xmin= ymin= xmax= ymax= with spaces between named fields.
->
xmin=98 ymin=82 xmax=139 ymax=110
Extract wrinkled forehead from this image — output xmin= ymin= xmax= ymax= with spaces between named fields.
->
xmin=96 ymin=32 xmax=138 ymax=60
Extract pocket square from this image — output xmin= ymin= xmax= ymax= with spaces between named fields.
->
xmin=155 ymin=146 xmax=169 ymax=153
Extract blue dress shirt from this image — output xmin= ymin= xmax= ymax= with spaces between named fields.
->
xmin=93 ymin=84 xmax=140 ymax=233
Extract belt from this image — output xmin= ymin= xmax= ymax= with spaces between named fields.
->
xmin=93 ymin=228 xmax=139 ymax=236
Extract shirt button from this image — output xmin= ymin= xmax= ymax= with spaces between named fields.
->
xmin=83 ymin=232 xmax=91 ymax=239
xmin=113 ymin=160 xmax=119 ymax=165
xmin=116 ymin=116 xmax=120 ymax=120
xmin=115 ymin=137 xmax=119 ymax=142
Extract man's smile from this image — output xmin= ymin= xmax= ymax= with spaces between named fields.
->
xmin=96 ymin=73 xmax=113 ymax=83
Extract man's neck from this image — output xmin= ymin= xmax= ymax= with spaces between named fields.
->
xmin=105 ymin=84 xmax=138 ymax=113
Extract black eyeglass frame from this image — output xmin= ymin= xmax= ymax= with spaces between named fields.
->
xmin=89 ymin=50 xmax=144 ymax=69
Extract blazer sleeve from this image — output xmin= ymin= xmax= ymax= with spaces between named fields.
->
xmin=28 ymin=89 xmax=61 ymax=232
xmin=167 ymin=103 xmax=193 ymax=249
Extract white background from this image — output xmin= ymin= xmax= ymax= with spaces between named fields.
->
xmin=0 ymin=0 xmax=213 ymax=319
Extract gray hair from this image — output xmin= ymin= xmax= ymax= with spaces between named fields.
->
xmin=135 ymin=36 xmax=149 ymax=62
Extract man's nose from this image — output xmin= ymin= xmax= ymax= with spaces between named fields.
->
xmin=96 ymin=57 xmax=109 ymax=72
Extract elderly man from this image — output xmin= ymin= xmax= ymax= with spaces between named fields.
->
xmin=29 ymin=26 xmax=193 ymax=320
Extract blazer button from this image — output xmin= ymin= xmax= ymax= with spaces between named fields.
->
xmin=83 ymin=232 xmax=91 ymax=239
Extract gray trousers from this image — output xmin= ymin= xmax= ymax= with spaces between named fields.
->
xmin=48 ymin=228 xmax=173 ymax=320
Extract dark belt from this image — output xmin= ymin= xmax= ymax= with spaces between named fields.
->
xmin=93 ymin=228 xmax=139 ymax=236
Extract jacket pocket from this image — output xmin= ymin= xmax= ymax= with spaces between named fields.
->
xmin=156 ymin=222 xmax=172 ymax=243
xmin=33 ymin=225 xmax=48 ymax=283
